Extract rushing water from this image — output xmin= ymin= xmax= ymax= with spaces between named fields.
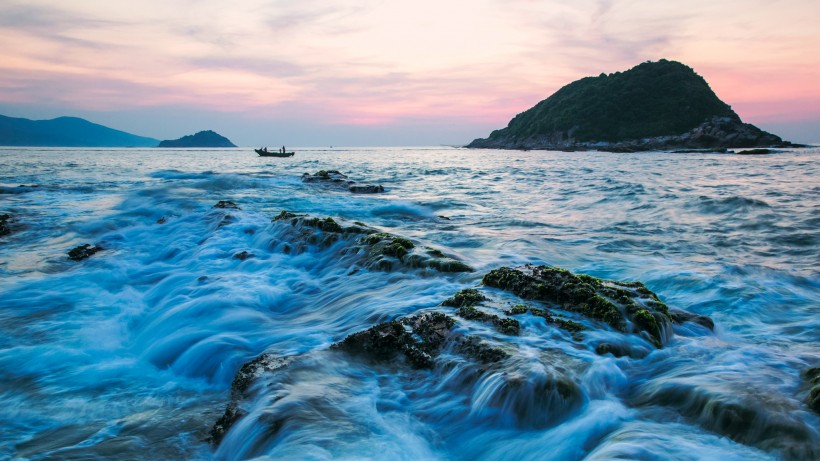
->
xmin=0 ymin=146 xmax=818 ymax=460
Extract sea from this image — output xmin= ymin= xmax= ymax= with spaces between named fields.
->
xmin=0 ymin=146 xmax=818 ymax=460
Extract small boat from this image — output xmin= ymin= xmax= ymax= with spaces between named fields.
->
xmin=255 ymin=148 xmax=294 ymax=157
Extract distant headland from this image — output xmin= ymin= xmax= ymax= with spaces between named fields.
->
xmin=0 ymin=114 xmax=237 ymax=148
xmin=0 ymin=114 xmax=159 ymax=147
xmin=157 ymin=130 xmax=236 ymax=148
xmin=467 ymin=59 xmax=795 ymax=152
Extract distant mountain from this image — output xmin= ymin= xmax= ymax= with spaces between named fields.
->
xmin=0 ymin=114 xmax=159 ymax=147
xmin=157 ymin=130 xmax=236 ymax=148
xmin=467 ymin=59 xmax=790 ymax=151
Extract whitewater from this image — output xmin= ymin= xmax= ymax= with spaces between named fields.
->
xmin=0 ymin=146 xmax=818 ymax=460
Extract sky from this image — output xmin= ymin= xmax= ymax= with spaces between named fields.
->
xmin=1 ymin=0 xmax=819 ymax=146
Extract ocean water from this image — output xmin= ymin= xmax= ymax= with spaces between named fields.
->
xmin=0 ymin=146 xmax=818 ymax=460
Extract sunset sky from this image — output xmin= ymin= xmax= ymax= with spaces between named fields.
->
xmin=1 ymin=0 xmax=818 ymax=145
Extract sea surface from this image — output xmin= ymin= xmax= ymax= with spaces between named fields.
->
xmin=0 ymin=146 xmax=818 ymax=460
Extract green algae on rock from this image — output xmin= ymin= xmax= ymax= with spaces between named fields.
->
xmin=268 ymin=211 xmax=473 ymax=273
xmin=483 ymin=265 xmax=673 ymax=347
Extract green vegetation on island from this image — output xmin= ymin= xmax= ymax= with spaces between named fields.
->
xmin=157 ymin=130 xmax=236 ymax=148
xmin=467 ymin=60 xmax=791 ymax=151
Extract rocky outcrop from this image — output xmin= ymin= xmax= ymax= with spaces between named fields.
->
xmin=212 ymin=264 xmax=715 ymax=447
xmin=482 ymin=265 xmax=679 ymax=347
xmin=301 ymin=170 xmax=385 ymax=194
xmin=467 ymin=60 xmax=794 ymax=151
xmin=271 ymin=211 xmax=473 ymax=273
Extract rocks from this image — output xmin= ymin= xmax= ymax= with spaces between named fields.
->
xmin=214 ymin=200 xmax=240 ymax=210
xmin=334 ymin=312 xmax=457 ymax=369
xmin=211 ymin=354 xmax=291 ymax=444
xmin=67 ymin=244 xmax=103 ymax=261
xmin=805 ymin=367 xmax=820 ymax=414
xmin=482 ymin=265 xmax=678 ymax=347
xmin=736 ymin=148 xmax=772 ymax=155
xmin=0 ymin=213 xmax=11 ymax=236
xmin=233 ymin=251 xmax=253 ymax=260
xmin=301 ymin=170 xmax=385 ymax=194
xmin=349 ymin=184 xmax=385 ymax=194
xmin=269 ymin=212 xmax=473 ymax=273
xmin=158 ymin=130 xmax=236 ymax=148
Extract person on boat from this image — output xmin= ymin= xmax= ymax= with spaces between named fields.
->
xmin=263 ymin=147 xmax=268 ymax=152
xmin=282 ymin=145 xmax=286 ymax=153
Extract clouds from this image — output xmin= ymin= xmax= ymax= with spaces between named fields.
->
xmin=0 ymin=0 xmax=818 ymax=144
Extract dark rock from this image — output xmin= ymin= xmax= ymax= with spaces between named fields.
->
xmin=669 ymin=309 xmax=715 ymax=330
xmin=302 ymin=170 xmax=384 ymax=194
xmin=156 ymin=216 xmax=167 ymax=224
xmin=334 ymin=312 xmax=456 ymax=369
xmin=301 ymin=170 xmax=350 ymax=184
xmin=508 ymin=305 xmax=587 ymax=334
xmin=0 ymin=214 xmax=11 ymax=236
xmin=483 ymin=265 xmax=672 ymax=347
xmin=805 ymin=367 xmax=820 ymax=414
xmin=158 ymin=130 xmax=236 ymax=148
xmin=67 ymin=244 xmax=103 ymax=261
xmin=233 ymin=251 xmax=253 ymax=260
xmin=214 ymin=201 xmax=240 ymax=210
xmin=211 ymin=354 xmax=290 ymax=444
xmin=595 ymin=342 xmax=648 ymax=359
xmin=269 ymin=212 xmax=473 ymax=274
xmin=467 ymin=60 xmax=794 ymax=151
xmin=442 ymin=288 xmax=486 ymax=308
xmin=349 ymin=184 xmax=385 ymax=194
xmin=736 ymin=148 xmax=772 ymax=155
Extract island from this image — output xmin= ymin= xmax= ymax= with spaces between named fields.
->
xmin=467 ymin=60 xmax=793 ymax=152
xmin=157 ymin=130 xmax=236 ymax=148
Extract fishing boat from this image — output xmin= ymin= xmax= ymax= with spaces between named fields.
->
xmin=255 ymin=148 xmax=294 ymax=157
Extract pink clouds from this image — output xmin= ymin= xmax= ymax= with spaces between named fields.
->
xmin=0 ymin=0 xmax=819 ymax=143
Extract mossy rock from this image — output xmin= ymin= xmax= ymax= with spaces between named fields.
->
xmin=483 ymin=265 xmax=673 ymax=346
xmin=443 ymin=288 xmax=486 ymax=308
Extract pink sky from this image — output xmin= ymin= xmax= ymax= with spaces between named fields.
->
xmin=1 ymin=0 xmax=819 ymax=145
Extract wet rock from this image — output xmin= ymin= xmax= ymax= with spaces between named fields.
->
xmin=635 ymin=381 xmax=818 ymax=459
xmin=0 ymin=214 xmax=11 ymax=236
xmin=804 ymin=367 xmax=820 ymax=414
xmin=270 ymin=212 xmax=472 ymax=273
xmin=214 ymin=200 xmax=240 ymax=210
xmin=669 ymin=308 xmax=715 ymax=330
xmin=67 ymin=244 xmax=103 ymax=261
xmin=483 ymin=265 xmax=673 ymax=347
xmin=508 ymin=305 xmax=587 ymax=334
xmin=442 ymin=288 xmax=486 ymax=308
xmin=301 ymin=170 xmax=350 ymax=183
xmin=349 ymin=185 xmax=384 ymax=194
xmin=301 ymin=170 xmax=384 ymax=194
xmin=736 ymin=148 xmax=772 ymax=155
xmin=334 ymin=312 xmax=456 ymax=369
xmin=156 ymin=216 xmax=167 ymax=224
xmin=594 ymin=342 xmax=648 ymax=359
xmin=233 ymin=251 xmax=253 ymax=260
xmin=211 ymin=354 xmax=291 ymax=445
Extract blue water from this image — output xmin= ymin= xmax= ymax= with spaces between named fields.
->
xmin=0 ymin=146 xmax=818 ymax=460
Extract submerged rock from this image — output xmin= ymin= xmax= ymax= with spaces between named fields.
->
xmin=301 ymin=170 xmax=385 ymax=194
xmin=482 ymin=265 xmax=681 ymax=347
xmin=0 ymin=213 xmax=11 ymax=236
xmin=67 ymin=243 xmax=103 ymax=261
xmin=804 ymin=367 xmax=820 ymax=414
xmin=214 ymin=200 xmax=240 ymax=210
xmin=233 ymin=251 xmax=253 ymax=260
xmin=349 ymin=184 xmax=385 ymax=194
